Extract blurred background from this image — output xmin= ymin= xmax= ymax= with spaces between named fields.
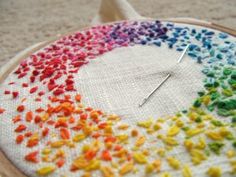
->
xmin=0 ymin=0 xmax=235 ymax=67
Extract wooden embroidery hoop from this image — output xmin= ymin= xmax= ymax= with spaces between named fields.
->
xmin=0 ymin=0 xmax=235 ymax=176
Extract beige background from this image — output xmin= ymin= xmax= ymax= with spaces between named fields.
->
xmin=0 ymin=0 xmax=235 ymax=67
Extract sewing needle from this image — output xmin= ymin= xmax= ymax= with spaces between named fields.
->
xmin=139 ymin=73 xmax=171 ymax=107
xmin=177 ymin=44 xmax=190 ymax=63
xmin=138 ymin=44 xmax=190 ymax=107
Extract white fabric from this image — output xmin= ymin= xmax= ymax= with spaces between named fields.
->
xmin=76 ymin=45 xmax=203 ymax=118
xmin=91 ymin=0 xmax=211 ymax=26
xmin=0 ymin=1 xmax=235 ymax=177
xmin=0 ymin=23 xmax=235 ymax=177
xmin=92 ymin=0 xmax=144 ymax=25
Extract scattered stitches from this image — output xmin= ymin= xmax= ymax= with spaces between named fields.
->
xmin=0 ymin=20 xmax=236 ymax=177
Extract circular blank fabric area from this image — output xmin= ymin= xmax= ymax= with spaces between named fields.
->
xmin=76 ymin=45 xmax=203 ymax=122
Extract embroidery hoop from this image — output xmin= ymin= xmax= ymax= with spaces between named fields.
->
xmin=0 ymin=1 xmax=235 ymax=177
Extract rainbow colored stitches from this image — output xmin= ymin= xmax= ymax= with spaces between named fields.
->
xmin=0 ymin=20 xmax=236 ymax=177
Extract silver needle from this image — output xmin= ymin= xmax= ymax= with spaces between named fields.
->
xmin=138 ymin=44 xmax=190 ymax=107
xmin=139 ymin=73 xmax=171 ymax=107
xmin=177 ymin=44 xmax=190 ymax=63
